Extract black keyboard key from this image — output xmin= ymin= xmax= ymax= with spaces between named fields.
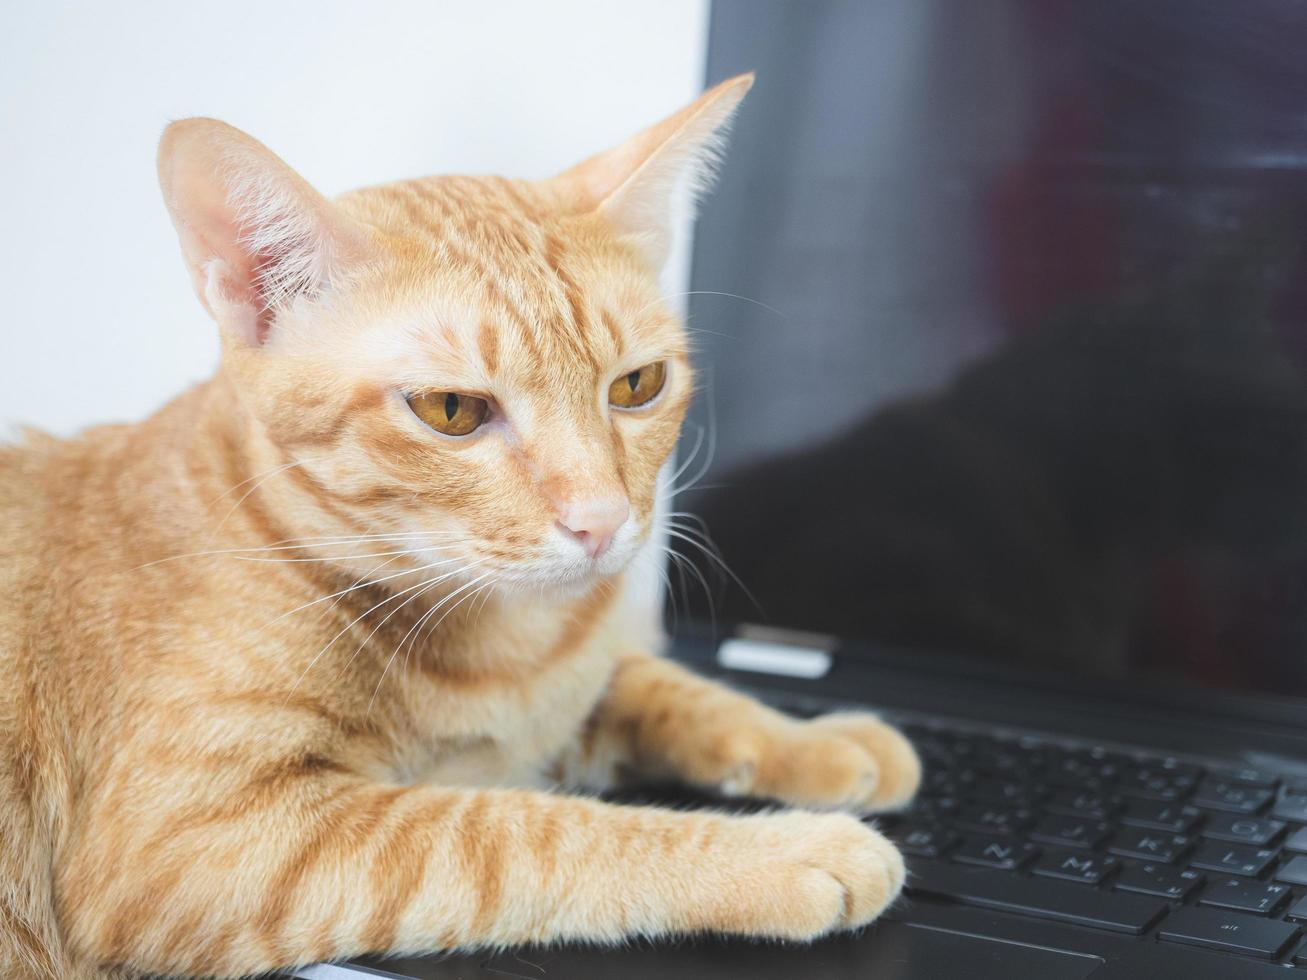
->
xmin=1120 ymin=766 xmax=1199 ymax=801
xmin=1107 ymin=829 xmax=1193 ymax=863
xmin=1151 ymin=758 xmax=1205 ymax=782
xmin=1287 ymin=894 xmax=1307 ymax=921
xmin=896 ymin=824 xmax=958 ymax=859
xmin=1200 ymin=813 xmax=1285 ymax=846
xmin=1274 ymin=855 xmax=1307 ymax=886
xmin=1158 ymin=907 xmax=1300 ymax=959
xmin=1043 ymin=753 xmax=1111 ymax=791
xmin=925 ymin=770 xmax=974 ymax=796
xmin=1199 ymin=878 xmax=1291 ymax=916
xmin=1046 ymin=789 xmax=1119 ymax=820
xmin=973 ymin=746 xmax=1029 ymax=778
xmin=1068 ymin=746 xmax=1130 ymax=782
xmin=913 ymin=738 xmax=956 ymax=763
xmin=1033 ymin=849 xmax=1119 ymax=885
xmin=950 ymin=835 xmax=1038 ymax=871
xmin=1271 ymin=788 xmax=1307 ymax=822
xmin=1090 ymin=749 xmax=1133 ymax=781
xmin=1029 ymin=815 xmax=1111 ymax=850
xmin=1207 ymin=766 xmax=1279 ymax=789
xmin=1120 ymin=799 xmax=1200 ymax=833
xmin=1192 ymin=779 xmax=1273 ymax=814
xmin=915 ymin=795 xmax=961 ymax=819
xmin=969 ymin=778 xmax=1040 ymax=807
xmin=951 ymin=804 xmax=1032 ymax=837
xmin=1189 ymin=841 xmax=1279 ymax=877
xmin=909 ymin=862 xmax=1166 ymax=935
xmin=1284 ymin=826 xmax=1307 ymax=853
xmin=1115 ymin=863 xmax=1203 ymax=901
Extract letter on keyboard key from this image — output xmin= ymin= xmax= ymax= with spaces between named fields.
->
xmin=909 ymin=863 xmax=1167 ymax=934
xmin=1029 ymin=814 xmax=1111 ymax=849
xmin=951 ymin=804 xmax=1031 ymax=837
xmin=895 ymin=824 xmax=958 ymax=859
xmin=1107 ymin=829 xmax=1192 ymax=863
xmin=1192 ymin=779 xmax=1273 ymax=814
xmin=1188 ymin=841 xmax=1278 ymax=877
xmin=1199 ymin=813 xmax=1285 ymax=846
xmin=1115 ymin=863 xmax=1204 ymax=901
xmin=1159 ymin=907 xmax=1300 ymax=958
xmin=1198 ymin=878 xmax=1291 ymax=916
xmin=949 ymin=836 xmax=1038 ymax=871
xmin=1032 ymin=849 xmax=1119 ymax=885
xmin=1120 ymin=799 xmax=1200 ymax=833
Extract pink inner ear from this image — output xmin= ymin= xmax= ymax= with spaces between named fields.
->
xmin=180 ymin=202 xmax=272 ymax=346
xmin=548 ymin=73 xmax=753 ymax=269
xmin=195 ymin=257 xmax=263 ymax=346
xmin=159 ymin=118 xmax=374 ymax=346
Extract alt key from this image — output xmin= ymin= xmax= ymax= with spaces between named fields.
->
xmin=1159 ymin=907 xmax=1300 ymax=959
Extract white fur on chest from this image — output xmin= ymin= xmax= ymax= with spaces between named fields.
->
xmin=387 ymin=628 xmax=619 ymax=790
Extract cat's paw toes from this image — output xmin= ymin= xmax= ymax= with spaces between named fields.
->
xmin=806 ymin=713 xmax=922 ymax=811
xmin=731 ymin=812 xmax=906 ymax=938
xmin=723 ymin=713 xmax=919 ymax=812
xmin=689 ymin=712 xmax=919 ymax=812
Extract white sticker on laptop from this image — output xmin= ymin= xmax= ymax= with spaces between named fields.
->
xmin=717 ymin=637 xmax=833 ymax=679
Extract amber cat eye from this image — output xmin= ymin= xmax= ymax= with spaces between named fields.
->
xmin=608 ymin=361 xmax=667 ymax=409
xmin=407 ymin=391 xmax=490 ymax=436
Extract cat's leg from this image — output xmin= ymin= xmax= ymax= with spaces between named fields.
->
xmin=567 ymin=652 xmax=921 ymax=812
xmin=58 ymin=761 xmax=903 ymax=977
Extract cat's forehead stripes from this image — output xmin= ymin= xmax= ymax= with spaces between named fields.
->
xmin=339 ymin=175 xmax=662 ymax=382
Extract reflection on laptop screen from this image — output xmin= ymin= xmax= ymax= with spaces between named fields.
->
xmin=680 ymin=0 xmax=1307 ymax=703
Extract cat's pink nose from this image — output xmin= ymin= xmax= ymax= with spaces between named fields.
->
xmin=557 ymin=499 xmax=629 ymax=560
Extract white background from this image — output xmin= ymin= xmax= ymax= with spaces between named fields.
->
xmin=0 ymin=0 xmax=710 ymax=435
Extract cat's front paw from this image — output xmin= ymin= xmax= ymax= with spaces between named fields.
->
xmin=805 ymin=712 xmax=922 ymax=811
xmin=709 ymin=711 xmax=920 ymax=813
xmin=684 ymin=811 xmax=906 ymax=940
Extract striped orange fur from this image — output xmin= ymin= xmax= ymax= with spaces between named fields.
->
xmin=0 ymin=75 xmax=919 ymax=979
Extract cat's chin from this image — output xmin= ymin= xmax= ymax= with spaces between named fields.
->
xmin=493 ymin=562 xmax=623 ymax=603
xmin=536 ymin=577 xmax=605 ymax=601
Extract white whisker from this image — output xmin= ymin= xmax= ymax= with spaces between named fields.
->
xmin=138 ymin=532 xmax=465 ymax=569
xmin=205 ymin=457 xmax=305 ymax=510
xmin=258 ymin=554 xmax=470 ymax=629
xmin=665 ymin=546 xmax=714 ymax=635
xmin=204 ymin=457 xmax=309 ymax=543
xmin=637 ymin=289 xmax=787 ymax=321
xmin=367 ymin=571 xmax=495 ymax=715
xmin=664 ymin=522 xmax=764 ymax=617
xmin=283 ymin=559 xmax=484 ymax=705
xmin=232 ymin=544 xmax=459 ymax=564
xmin=668 ymin=388 xmax=717 ymax=497
xmin=666 ymin=423 xmax=705 ymax=490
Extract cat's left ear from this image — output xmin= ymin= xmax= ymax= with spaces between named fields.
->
xmin=157 ymin=118 xmax=377 ymax=346
xmin=553 ymin=72 xmax=754 ymax=269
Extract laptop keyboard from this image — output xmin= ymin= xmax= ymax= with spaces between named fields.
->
xmin=877 ymin=718 xmax=1307 ymax=965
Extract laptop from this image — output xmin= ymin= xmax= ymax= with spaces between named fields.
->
xmin=291 ymin=1 xmax=1307 ymax=977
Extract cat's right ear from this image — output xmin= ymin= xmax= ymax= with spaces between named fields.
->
xmin=157 ymin=119 xmax=376 ymax=346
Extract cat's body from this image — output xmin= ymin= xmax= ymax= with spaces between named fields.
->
xmin=0 ymin=77 xmax=919 ymax=979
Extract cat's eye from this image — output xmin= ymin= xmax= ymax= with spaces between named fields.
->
xmin=407 ymin=391 xmax=490 ymax=437
xmin=608 ymin=360 xmax=667 ymax=410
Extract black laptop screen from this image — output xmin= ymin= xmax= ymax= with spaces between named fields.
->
xmin=678 ymin=0 xmax=1307 ymax=702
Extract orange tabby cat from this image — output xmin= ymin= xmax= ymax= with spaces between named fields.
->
xmin=0 ymin=74 xmax=919 ymax=979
